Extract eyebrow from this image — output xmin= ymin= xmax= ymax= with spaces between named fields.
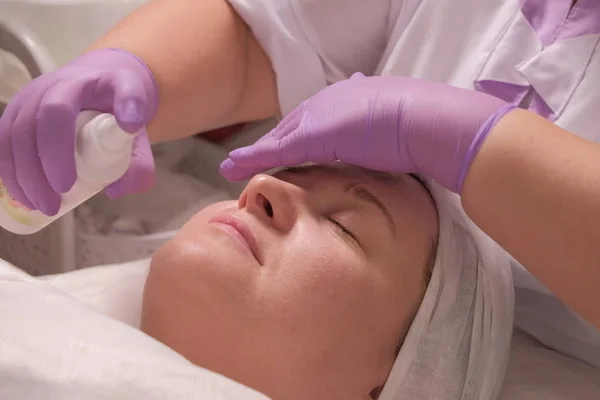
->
xmin=346 ymin=183 xmax=397 ymax=237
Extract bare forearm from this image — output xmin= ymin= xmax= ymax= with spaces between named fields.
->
xmin=462 ymin=109 xmax=600 ymax=328
xmin=89 ymin=0 xmax=278 ymax=142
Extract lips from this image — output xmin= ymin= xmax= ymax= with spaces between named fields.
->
xmin=209 ymin=213 xmax=261 ymax=264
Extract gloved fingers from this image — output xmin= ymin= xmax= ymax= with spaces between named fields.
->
xmin=37 ymin=71 xmax=150 ymax=193
xmin=37 ymin=77 xmax=87 ymax=194
xmin=220 ymin=158 xmax=269 ymax=181
xmin=277 ymin=127 xmax=340 ymax=165
xmin=11 ymin=97 xmax=61 ymax=215
xmin=227 ymin=136 xmax=282 ymax=167
xmin=227 ymin=106 xmax=304 ymax=165
xmin=219 ymin=158 xmax=253 ymax=182
xmin=230 ymin=105 xmax=304 ymax=167
xmin=105 ymin=129 xmax=155 ymax=199
xmin=54 ymin=69 xmax=149 ymax=133
xmin=270 ymin=104 xmax=305 ymax=140
xmin=220 ymin=139 xmax=285 ymax=181
xmin=0 ymin=108 xmax=36 ymax=211
xmin=107 ymin=70 xmax=150 ymax=133
xmin=221 ymin=132 xmax=313 ymax=180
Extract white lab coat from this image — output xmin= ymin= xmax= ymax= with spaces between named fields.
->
xmin=227 ymin=0 xmax=600 ymax=367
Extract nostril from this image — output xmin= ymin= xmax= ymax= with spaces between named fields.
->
xmin=256 ymin=193 xmax=274 ymax=218
xmin=264 ymin=200 xmax=274 ymax=218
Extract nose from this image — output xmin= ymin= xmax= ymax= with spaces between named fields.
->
xmin=239 ymin=174 xmax=299 ymax=232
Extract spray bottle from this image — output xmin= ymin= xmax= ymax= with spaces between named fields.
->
xmin=0 ymin=111 xmax=138 ymax=235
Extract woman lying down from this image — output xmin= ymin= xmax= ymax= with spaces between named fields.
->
xmin=143 ymin=164 xmax=502 ymax=400
xmin=1 ymin=163 xmax=599 ymax=399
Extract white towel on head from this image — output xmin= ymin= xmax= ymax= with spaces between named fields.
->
xmin=379 ymin=181 xmax=514 ymax=400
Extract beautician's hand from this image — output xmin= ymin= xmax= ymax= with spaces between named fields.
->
xmin=0 ymin=49 xmax=158 ymax=216
xmin=220 ymin=73 xmax=515 ymax=193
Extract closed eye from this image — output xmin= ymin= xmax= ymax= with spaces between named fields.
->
xmin=326 ymin=216 xmax=357 ymax=242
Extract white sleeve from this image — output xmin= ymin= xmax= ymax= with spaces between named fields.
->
xmin=227 ymin=0 xmax=392 ymax=115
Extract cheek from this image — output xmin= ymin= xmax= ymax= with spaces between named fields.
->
xmin=290 ymin=232 xmax=361 ymax=282
xmin=143 ymin=211 xmax=261 ymax=330
xmin=252 ymin=232 xmax=391 ymax=395
xmin=149 ymin=235 xmax=255 ymax=305
xmin=141 ymin=226 xmax=260 ymax=339
xmin=259 ymin=229 xmax=376 ymax=326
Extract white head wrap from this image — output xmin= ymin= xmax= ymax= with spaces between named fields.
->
xmin=379 ymin=181 xmax=515 ymax=400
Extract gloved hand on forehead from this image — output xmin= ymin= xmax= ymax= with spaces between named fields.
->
xmin=0 ymin=49 xmax=158 ymax=216
xmin=220 ymin=73 xmax=516 ymax=194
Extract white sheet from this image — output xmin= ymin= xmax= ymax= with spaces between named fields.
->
xmin=0 ymin=259 xmax=270 ymax=400
xmin=40 ymin=258 xmax=151 ymax=328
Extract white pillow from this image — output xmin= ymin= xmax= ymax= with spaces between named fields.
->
xmin=40 ymin=258 xmax=151 ymax=328
xmin=0 ymin=260 xmax=270 ymax=400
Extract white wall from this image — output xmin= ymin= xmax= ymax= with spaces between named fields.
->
xmin=0 ymin=0 xmax=146 ymax=66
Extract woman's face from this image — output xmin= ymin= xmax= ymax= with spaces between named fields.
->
xmin=141 ymin=165 xmax=438 ymax=400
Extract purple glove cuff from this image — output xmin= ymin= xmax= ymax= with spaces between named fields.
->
xmin=456 ymin=103 xmax=519 ymax=193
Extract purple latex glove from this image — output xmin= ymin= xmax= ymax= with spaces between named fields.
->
xmin=220 ymin=73 xmax=516 ymax=193
xmin=0 ymin=49 xmax=158 ymax=216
